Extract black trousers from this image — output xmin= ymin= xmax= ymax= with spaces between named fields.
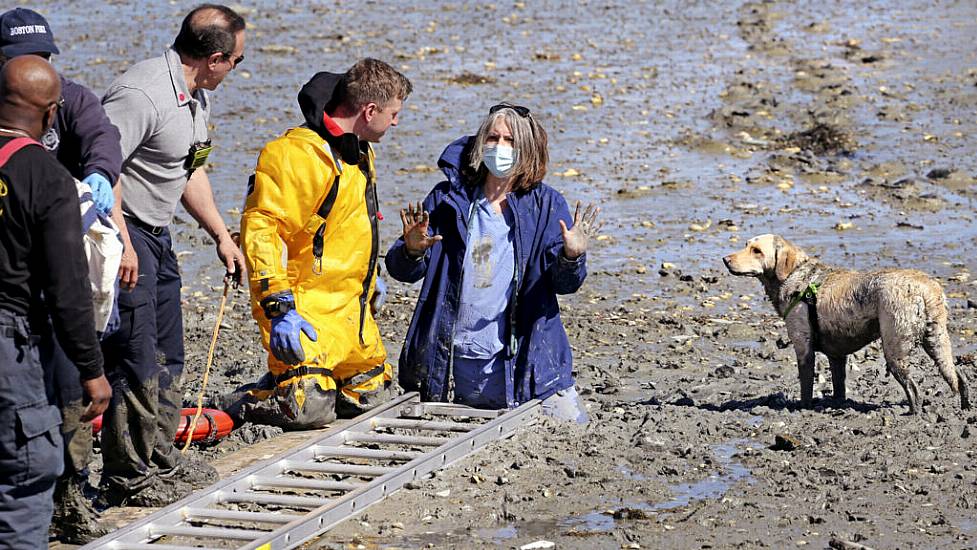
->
xmin=99 ymin=224 xmax=184 ymax=493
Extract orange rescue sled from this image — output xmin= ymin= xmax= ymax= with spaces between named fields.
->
xmin=91 ymin=407 xmax=234 ymax=444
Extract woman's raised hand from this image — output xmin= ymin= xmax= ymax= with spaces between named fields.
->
xmin=559 ymin=201 xmax=603 ymax=260
xmin=400 ymin=201 xmax=442 ymax=258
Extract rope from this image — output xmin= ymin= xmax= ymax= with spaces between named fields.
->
xmin=182 ymin=275 xmax=231 ymax=453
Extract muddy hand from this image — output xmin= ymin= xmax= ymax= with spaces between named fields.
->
xmin=560 ymin=200 xmax=603 ymax=260
xmin=226 ymin=231 xmax=243 ymax=287
xmin=217 ymin=234 xmax=246 ymax=287
xmin=400 ymin=201 xmax=442 ymax=258
xmin=79 ymin=374 xmax=112 ymax=422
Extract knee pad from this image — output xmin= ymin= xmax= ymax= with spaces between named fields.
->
xmin=277 ymin=376 xmax=337 ymax=428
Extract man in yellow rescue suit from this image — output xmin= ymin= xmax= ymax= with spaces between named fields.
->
xmin=228 ymin=59 xmax=412 ymax=429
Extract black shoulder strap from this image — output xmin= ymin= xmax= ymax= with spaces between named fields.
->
xmin=246 ymin=174 xmax=256 ymax=197
xmin=317 ymin=174 xmax=341 ymax=219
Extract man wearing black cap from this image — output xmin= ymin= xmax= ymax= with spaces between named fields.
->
xmin=0 ymin=7 xmax=121 ymax=215
xmin=0 ymin=7 xmax=123 ymax=544
xmin=0 ymin=54 xmax=111 ymax=550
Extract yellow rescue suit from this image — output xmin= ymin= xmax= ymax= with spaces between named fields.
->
xmin=240 ymin=126 xmax=391 ymax=427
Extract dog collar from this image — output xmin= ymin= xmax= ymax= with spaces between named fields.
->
xmin=783 ymin=282 xmax=821 ymax=318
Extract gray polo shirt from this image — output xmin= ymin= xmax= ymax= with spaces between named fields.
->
xmin=102 ymin=48 xmax=210 ymax=227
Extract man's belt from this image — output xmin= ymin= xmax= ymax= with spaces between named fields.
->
xmin=126 ymin=216 xmax=167 ymax=236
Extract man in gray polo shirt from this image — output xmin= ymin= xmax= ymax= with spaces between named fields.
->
xmin=98 ymin=3 xmax=246 ymax=508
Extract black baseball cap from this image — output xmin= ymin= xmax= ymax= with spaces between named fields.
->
xmin=0 ymin=8 xmax=60 ymax=58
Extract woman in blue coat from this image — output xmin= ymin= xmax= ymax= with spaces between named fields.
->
xmin=385 ymin=103 xmax=601 ymax=422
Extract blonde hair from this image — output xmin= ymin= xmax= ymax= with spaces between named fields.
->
xmin=339 ymin=58 xmax=413 ymax=110
xmin=467 ymin=105 xmax=548 ymax=192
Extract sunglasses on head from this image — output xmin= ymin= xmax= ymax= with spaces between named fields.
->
xmin=489 ymin=103 xmax=531 ymax=118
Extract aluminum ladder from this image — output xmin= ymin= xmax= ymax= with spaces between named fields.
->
xmin=82 ymin=392 xmax=540 ymax=549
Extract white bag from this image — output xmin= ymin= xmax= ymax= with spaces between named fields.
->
xmin=85 ymin=217 xmax=123 ymax=332
xmin=75 ymin=179 xmax=124 ymax=333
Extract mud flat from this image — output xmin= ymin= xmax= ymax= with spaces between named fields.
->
xmin=35 ymin=0 xmax=977 ymax=548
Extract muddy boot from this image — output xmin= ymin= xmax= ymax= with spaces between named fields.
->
xmin=51 ymin=474 xmax=110 ymax=544
xmin=212 ymin=384 xmax=255 ymax=427
xmin=123 ymin=476 xmax=193 ymax=508
xmin=161 ymin=455 xmax=220 ymax=489
xmin=94 ymin=483 xmax=127 ymax=511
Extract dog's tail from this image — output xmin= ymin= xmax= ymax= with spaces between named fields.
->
xmin=922 ymin=286 xmax=963 ymax=395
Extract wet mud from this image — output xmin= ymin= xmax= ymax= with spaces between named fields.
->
xmin=33 ymin=0 xmax=977 ymax=548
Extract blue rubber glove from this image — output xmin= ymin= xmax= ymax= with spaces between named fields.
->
xmin=371 ymin=276 xmax=387 ymax=315
xmin=270 ymin=309 xmax=318 ymax=365
xmin=83 ymin=172 xmax=114 ymax=216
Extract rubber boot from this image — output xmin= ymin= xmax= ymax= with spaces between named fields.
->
xmin=123 ymin=476 xmax=193 ymax=508
xmin=51 ymin=474 xmax=110 ymax=544
xmin=161 ymin=455 xmax=220 ymax=488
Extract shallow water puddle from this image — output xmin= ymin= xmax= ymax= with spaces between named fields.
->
xmin=562 ymin=510 xmax=619 ymax=532
xmin=474 ymin=524 xmax=518 ymax=542
xmin=616 ymin=463 xmax=648 ymax=480
xmin=555 ymin=438 xmax=762 ymax=534
xmin=651 ymin=438 xmax=761 ymax=512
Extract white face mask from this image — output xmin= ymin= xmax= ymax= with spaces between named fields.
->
xmin=483 ymin=144 xmax=517 ymax=178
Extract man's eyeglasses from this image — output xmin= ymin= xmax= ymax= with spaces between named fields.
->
xmin=224 ymin=53 xmax=244 ymax=68
xmin=489 ymin=103 xmax=530 ymax=118
xmin=50 ymin=97 xmax=64 ymax=111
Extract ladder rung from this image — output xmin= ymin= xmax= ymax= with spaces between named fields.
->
xmin=182 ymin=507 xmax=302 ymax=524
xmin=150 ymin=525 xmax=266 ymax=540
xmin=251 ymin=476 xmax=363 ymax=492
xmin=219 ymin=491 xmax=332 ymax=508
xmin=115 ymin=545 xmax=220 ymax=550
xmin=313 ymin=445 xmax=422 ymax=461
xmin=404 ymin=403 xmax=503 ymax=418
xmin=345 ymin=432 xmax=449 ymax=446
xmin=286 ymin=461 xmax=396 ymax=477
xmin=372 ymin=417 xmax=475 ymax=432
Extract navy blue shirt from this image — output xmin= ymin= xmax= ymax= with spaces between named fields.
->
xmin=41 ymin=75 xmax=122 ymax=183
